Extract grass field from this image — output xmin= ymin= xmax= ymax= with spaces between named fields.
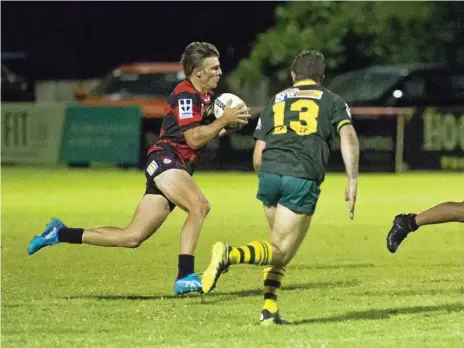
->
xmin=1 ymin=166 xmax=463 ymax=347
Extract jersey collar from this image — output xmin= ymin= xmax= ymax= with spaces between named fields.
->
xmin=185 ymin=79 xmax=212 ymax=102
xmin=293 ymin=79 xmax=318 ymax=87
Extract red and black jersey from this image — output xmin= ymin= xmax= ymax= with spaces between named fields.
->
xmin=147 ymin=80 xmax=214 ymax=164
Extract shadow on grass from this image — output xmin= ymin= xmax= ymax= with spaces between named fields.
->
xmin=369 ymin=287 xmax=464 ymax=297
xmin=292 ymin=302 xmax=464 ymax=325
xmin=64 ymin=279 xmax=359 ymax=302
xmin=293 ymin=263 xmax=375 ymax=270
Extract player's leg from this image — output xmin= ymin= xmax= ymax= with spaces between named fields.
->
xmin=202 ymin=173 xmax=319 ymax=305
xmin=27 ymin=197 xmax=172 ymax=250
xmin=80 ymin=195 xmax=171 ymax=247
xmin=203 ymin=174 xmax=319 ymax=324
xmin=260 ymin=203 xmax=312 ymax=325
xmin=27 ymin=150 xmax=175 ymax=256
xmin=263 ymin=204 xmax=277 ymax=230
xmin=226 ymin=175 xmax=317 ymax=268
xmin=28 ymin=195 xmax=170 ymax=250
xmin=27 ymin=195 xmax=171 ymax=254
xmin=153 ymin=168 xmax=210 ymax=294
xmin=387 ymin=201 xmax=464 ymax=253
xmin=259 ymin=176 xmax=318 ymax=325
xmin=415 ymin=201 xmax=464 ymax=225
xmin=201 ymin=172 xmax=281 ymax=294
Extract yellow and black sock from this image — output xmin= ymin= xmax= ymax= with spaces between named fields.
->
xmin=263 ymin=266 xmax=286 ymax=313
xmin=228 ymin=241 xmax=272 ymax=266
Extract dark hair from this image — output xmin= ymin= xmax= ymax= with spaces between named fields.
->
xmin=291 ymin=50 xmax=326 ymax=83
xmin=180 ymin=42 xmax=220 ymax=77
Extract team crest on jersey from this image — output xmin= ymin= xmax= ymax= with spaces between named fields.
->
xmin=202 ymin=94 xmax=211 ymax=104
xmin=179 ymin=99 xmax=193 ymax=119
xmin=146 ymin=160 xmax=158 ymax=176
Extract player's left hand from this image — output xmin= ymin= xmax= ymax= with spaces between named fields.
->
xmin=345 ymin=179 xmax=357 ymax=220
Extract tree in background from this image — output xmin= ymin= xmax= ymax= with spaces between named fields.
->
xmin=228 ymin=1 xmax=463 ymax=98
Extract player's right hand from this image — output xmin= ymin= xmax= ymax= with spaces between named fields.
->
xmin=222 ymin=100 xmax=250 ymax=126
xmin=345 ymin=179 xmax=357 ymax=220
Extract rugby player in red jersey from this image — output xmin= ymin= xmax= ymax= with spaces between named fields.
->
xmin=28 ymin=42 xmax=250 ymax=295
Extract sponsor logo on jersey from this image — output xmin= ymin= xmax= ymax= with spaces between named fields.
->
xmin=179 ymin=99 xmax=193 ymax=119
xmin=202 ymin=94 xmax=211 ymax=104
xmin=275 ymin=88 xmax=299 ymax=103
xmin=297 ymin=90 xmax=324 ymax=100
xmin=146 ymin=160 xmax=158 ymax=176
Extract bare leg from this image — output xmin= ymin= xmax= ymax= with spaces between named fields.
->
xmin=82 ymin=195 xmax=171 ymax=247
xmin=154 ymin=169 xmax=210 ymax=256
xmin=270 ymin=204 xmax=312 ymax=267
xmin=263 ymin=205 xmax=277 ymax=231
xmin=387 ymin=201 xmax=464 ymax=253
xmin=263 ymin=203 xmax=311 ymax=323
xmin=415 ymin=201 xmax=464 ymax=227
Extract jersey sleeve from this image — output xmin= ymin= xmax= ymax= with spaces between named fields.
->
xmin=253 ymin=117 xmax=264 ymax=140
xmin=253 ymin=101 xmax=273 ymax=141
xmin=172 ymin=91 xmax=202 ymax=132
xmin=330 ymin=95 xmax=353 ymax=134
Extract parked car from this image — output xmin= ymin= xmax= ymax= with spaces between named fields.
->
xmin=327 ymin=63 xmax=464 ymax=107
xmin=75 ymin=62 xmax=185 ymax=117
xmin=74 ymin=62 xmax=186 ymax=167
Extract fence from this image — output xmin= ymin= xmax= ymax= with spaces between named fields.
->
xmin=1 ymin=103 xmax=463 ymax=171
xmin=1 ymin=103 xmax=140 ymax=165
xmin=201 ymin=106 xmax=464 ymax=172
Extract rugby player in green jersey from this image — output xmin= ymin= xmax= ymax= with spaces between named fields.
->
xmin=202 ymin=50 xmax=360 ymax=324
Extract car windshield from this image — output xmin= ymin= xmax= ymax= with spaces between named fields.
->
xmin=327 ymin=71 xmax=404 ymax=102
xmin=90 ymin=70 xmax=186 ymax=98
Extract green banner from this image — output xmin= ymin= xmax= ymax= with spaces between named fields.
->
xmin=59 ymin=106 xmax=141 ymax=164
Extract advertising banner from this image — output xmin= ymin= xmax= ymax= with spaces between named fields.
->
xmin=59 ymin=106 xmax=141 ymax=165
xmin=328 ymin=115 xmax=397 ymax=173
xmin=1 ymin=103 xmax=66 ymax=163
xmin=404 ymin=107 xmax=464 ymax=171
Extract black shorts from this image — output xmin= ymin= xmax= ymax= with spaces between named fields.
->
xmin=144 ymin=142 xmax=195 ymax=211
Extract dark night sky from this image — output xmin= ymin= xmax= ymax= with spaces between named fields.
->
xmin=1 ymin=1 xmax=282 ymax=80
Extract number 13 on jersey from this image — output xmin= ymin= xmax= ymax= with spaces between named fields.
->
xmin=273 ymin=99 xmax=319 ymax=136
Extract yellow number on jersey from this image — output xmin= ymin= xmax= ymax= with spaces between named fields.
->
xmin=272 ymin=99 xmax=319 ymax=136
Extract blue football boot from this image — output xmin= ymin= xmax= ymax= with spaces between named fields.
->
xmin=174 ymin=273 xmax=202 ymax=295
xmin=27 ymin=218 xmax=66 ymax=255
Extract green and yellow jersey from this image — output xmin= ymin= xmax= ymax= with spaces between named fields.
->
xmin=253 ymin=79 xmax=353 ymax=184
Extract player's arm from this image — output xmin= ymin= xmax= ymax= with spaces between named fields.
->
xmin=252 ymin=116 xmax=266 ymax=173
xmin=331 ymin=98 xmax=359 ymax=219
xmin=253 ymin=140 xmax=265 ymax=172
xmin=340 ymin=125 xmax=359 ymax=220
xmin=330 ymin=98 xmax=359 ymax=181
xmin=340 ymin=125 xmax=359 ymax=182
xmin=184 ymin=117 xmax=229 ymax=149
xmin=184 ymin=102 xmax=249 ymax=150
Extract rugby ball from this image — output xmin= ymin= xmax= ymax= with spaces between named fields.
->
xmin=213 ymin=93 xmax=248 ymax=130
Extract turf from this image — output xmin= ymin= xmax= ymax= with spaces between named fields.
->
xmin=1 ymin=167 xmax=463 ymax=347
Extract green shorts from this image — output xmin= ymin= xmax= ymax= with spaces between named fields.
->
xmin=257 ymin=171 xmax=321 ymax=214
